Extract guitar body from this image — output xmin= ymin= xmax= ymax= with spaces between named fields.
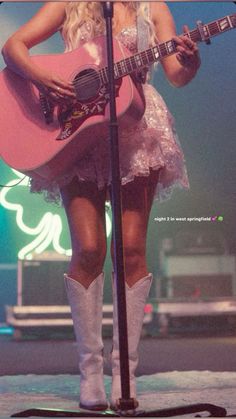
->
xmin=0 ymin=36 xmax=145 ymax=181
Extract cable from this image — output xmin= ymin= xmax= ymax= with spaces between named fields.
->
xmin=0 ymin=176 xmax=27 ymax=188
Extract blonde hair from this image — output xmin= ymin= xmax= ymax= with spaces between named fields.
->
xmin=61 ymin=2 xmax=157 ymax=52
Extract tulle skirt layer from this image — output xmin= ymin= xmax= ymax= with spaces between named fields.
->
xmin=30 ymin=83 xmax=189 ymax=204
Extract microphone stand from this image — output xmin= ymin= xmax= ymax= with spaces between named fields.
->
xmin=102 ymin=1 xmax=136 ymax=412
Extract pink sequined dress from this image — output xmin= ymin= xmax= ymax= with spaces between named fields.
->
xmin=30 ymin=26 xmax=189 ymax=203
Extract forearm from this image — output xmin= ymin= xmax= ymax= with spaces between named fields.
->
xmin=2 ymin=2 xmax=67 ymax=81
xmin=2 ymin=37 xmax=75 ymax=101
xmin=2 ymin=38 xmax=44 ymax=83
xmin=150 ymin=3 xmax=201 ymax=88
xmin=173 ymin=66 xmax=199 ymax=88
xmin=1 ymin=3 xmax=74 ymax=102
xmin=163 ymin=55 xmax=201 ymax=88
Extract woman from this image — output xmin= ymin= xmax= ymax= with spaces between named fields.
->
xmin=2 ymin=1 xmax=201 ymax=411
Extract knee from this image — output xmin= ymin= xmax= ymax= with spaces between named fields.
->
xmin=73 ymin=242 xmax=107 ymax=275
xmin=123 ymin=241 xmax=145 ymax=271
xmin=111 ymin=238 xmax=145 ymax=267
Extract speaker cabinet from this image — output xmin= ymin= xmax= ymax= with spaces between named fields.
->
xmin=163 ymin=255 xmax=236 ymax=299
xmin=169 ymin=274 xmax=233 ymax=298
xmin=17 ymin=259 xmax=69 ymax=305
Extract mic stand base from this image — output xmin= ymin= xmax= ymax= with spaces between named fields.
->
xmin=11 ymin=403 xmax=227 ymax=417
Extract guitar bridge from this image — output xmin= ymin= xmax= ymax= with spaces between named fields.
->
xmin=39 ymin=93 xmax=54 ymax=124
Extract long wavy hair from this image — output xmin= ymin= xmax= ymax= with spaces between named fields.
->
xmin=61 ymin=2 xmax=157 ymax=51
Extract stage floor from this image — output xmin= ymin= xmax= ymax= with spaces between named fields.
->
xmin=1 ymin=336 xmax=236 ymax=376
xmin=1 ymin=336 xmax=236 ymax=417
xmin=1 ymin=372 xmax=236 ymax=417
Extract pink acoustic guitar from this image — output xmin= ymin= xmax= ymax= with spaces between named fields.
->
xmin=0 ymin=13 xmax=235 ymax=181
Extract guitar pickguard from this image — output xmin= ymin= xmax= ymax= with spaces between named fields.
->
xmin=56 ymin=79 xmax=122 ymax=141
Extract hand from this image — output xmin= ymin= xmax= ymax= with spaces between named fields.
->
xmin=32 ymin=69 xmax=76 ymax=104
xmin=173 ymin=25 xmax=201 ymax=72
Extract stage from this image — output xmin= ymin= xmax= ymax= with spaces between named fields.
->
xmin=1 ymin=336 xmax=236 ymax=417
xmin=1 ymin=371 xmax=236 ymax=417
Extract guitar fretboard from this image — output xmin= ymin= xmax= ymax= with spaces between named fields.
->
xmin=99 ymin=13 xmax=236 ymax=84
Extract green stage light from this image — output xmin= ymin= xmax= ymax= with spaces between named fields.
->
xmin=0 ymin=169 xmax=112 ymax=260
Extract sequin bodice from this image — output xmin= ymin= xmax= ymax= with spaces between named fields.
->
xmin=79 ymin=23 xmax=138 ymax=53
xmin=116 ymin=26 xmax=138 ymax=53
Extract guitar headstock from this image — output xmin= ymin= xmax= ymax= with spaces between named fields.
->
xmin=230 ymin=13 xmax=236 ymax=28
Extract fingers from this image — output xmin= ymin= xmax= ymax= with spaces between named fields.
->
xmin=173 ymin=25 xmax=200 ymax=68
xmin=54 ymin=77 xmax=76 ymax=98
xmin=44 ymin=78 xmax=76 ymax=104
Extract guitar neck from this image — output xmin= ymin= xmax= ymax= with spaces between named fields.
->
xmin=99 ymin=13 xmax=236 ymax=84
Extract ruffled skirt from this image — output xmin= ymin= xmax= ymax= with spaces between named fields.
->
xmin=30 ymin=83 xmax=189 ymax=204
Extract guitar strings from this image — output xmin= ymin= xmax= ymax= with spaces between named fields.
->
xmin=71 ymin=50 xmax=159 ymax=89
xmin=70 ymin=28 xmax=201 ymax=89
xmin=71 ymin=46 xmax=171 ymax=89
xmin=70 ymin=27 xmax=200 ymax=89
xmin=71 ymin=44 xmax=172 ymax=89
xmin=70 ymin=30 xmax=195 ymax=89
xmin=70 ymin=29 xmax=201 ymax=89
xmin=65 ymin=18 xmax=234 ymax=91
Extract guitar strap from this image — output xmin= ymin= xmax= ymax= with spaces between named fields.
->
xmin=137 ymin=3 xmax=152 ymax=83
xmin=137 ymin=3 xmax=150 ymax=51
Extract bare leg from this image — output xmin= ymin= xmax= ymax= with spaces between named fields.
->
xmin=111 ymin=169 xmax=160 ymax=286
xmin=60 ymin=177 xmax=107 ymax=288
xmin=61 ymin=177 xmax=108 ymax=410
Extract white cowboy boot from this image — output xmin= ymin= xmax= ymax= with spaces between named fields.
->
xmin=64 ymin=273 xmax=108 ymax=410
xmin=110 ymin=273 xmax=153 ymax=410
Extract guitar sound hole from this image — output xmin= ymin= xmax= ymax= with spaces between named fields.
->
xmin=73 ymin=68 xmax=100 ymax=102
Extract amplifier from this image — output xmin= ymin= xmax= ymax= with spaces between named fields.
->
xmin=163 ymin=255 xmax=236 ymax=299
xmin=0 ymin=263 xmax=17 ymax=321
xmin=17 ymin=259 xmax=70 ymax=306
xmin=169 ymin=274 xmax=233 ymax=298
